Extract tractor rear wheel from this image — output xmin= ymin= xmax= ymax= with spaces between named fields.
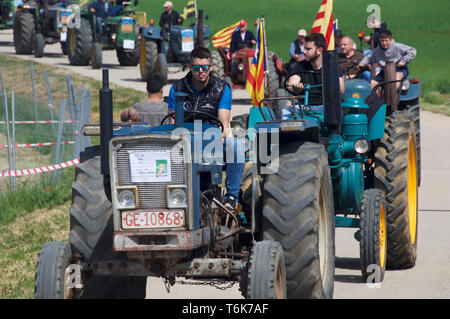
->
xmin=404 ymin=98 xmax=421 ymax=186
xmin=140 ymin=38 xmax=167 ymax=82
xmin=211 ymin=50 xmax=225 ymax=79
xmin=13 ymin=11 xmax=34 ymax=54
xmin=262 ymin=142 xmax=335 ymax=299
xmin=67 ymin=18 xmax=92 ymax=66
xmin=359 ymin=188 xmax=387 ymax=282
xmin=374 ymin=110 xmax=418 ymax=269
xmin=69 ymin=147 xmax=147 ymax=298
xmin=246 ymin=240 xmax=287 ymax=299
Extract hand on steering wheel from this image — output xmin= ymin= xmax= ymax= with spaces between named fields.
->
xmin=160 ymin=110 xmax=224 ymax=132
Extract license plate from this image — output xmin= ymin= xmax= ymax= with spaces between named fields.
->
xmin=121 ymin=210 xmax=185 ymax=230
xmin=123 ymin=39 xmax=135 ymax=50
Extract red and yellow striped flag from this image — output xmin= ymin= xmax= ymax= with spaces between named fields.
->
xmin=211 ymin=21 xmax=240 ymax=49
xmin=246 ymin=19 xmax=265 ymax=106
xmin=310 ymin=0 xmax=335 ymax=50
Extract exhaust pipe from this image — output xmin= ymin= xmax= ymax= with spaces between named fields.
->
xmin=100 ymin=69 xmax=113 ymax=176
xmin=322 ymin=50 xmax=342 ymax=134
xmin=174 ymin=92 xmax=188 ymax=129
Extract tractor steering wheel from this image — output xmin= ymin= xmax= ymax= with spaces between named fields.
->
xmin=160 ymin=110 xmax=224 ymax=132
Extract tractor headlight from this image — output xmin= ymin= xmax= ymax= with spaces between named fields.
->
xmin=117 ymin=187 xmax=138 ymax=209
xmin=354 ymin=138 xmax=370 ymax=154
xmin=166 ymin=185 xmax=188 ymax=208
xmin=401 ymin=79 xmax=411 ymax=91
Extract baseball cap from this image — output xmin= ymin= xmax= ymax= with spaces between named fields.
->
xmin=239 ymin=19 xmax=247 ymax=26
xmin=297 ymin=29 xmax=307 ymax=36
xmin=163 ymin=1 xmax=173 ymax=7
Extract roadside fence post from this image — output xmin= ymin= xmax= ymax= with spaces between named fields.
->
xmin=3 ymin=90 xmax=13 ymax=190
xmin=52 ymin=99 xmax=66 ymax=185
xmin=11 ymin=90 xmax=16 ymax=190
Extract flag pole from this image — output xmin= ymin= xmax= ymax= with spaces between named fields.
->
xmin=261 ymin=16 xmax=272 ymax=105
xmin=194 ymin=0 xmax=198 ymax=20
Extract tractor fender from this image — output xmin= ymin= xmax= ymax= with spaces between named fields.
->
xmin=141 ymin=25 xmax=161 ymax=40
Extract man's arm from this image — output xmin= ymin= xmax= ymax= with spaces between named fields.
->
xmin=397 ymin=43 xmax=416 ymax=66
xmin=217 ymin=85 xmax=232 ymax=139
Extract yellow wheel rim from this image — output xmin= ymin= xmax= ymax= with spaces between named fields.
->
xmin=408 ymin=137 xmax=418 ymax=245
xmin=379 ymin=203 xmax=386 ymax=267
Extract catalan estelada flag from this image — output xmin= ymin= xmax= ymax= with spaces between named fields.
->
xmin=310 ymin=0 xmax=335 ymax=50
xmin=246 ymin=19 xmax=265 ymax=106
xmin=181 ymin=0 xmax=196 ymax=20
xmin=211 ymin=21 xmax=240 ymax=49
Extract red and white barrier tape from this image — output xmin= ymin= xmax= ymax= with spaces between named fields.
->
xmin=0 ymin=120 xmax=78 ymax=124
xmin=0 ymin=141 xmax=75 ymax=149
xmin=0 ymin=158 xmax=80 ymax=177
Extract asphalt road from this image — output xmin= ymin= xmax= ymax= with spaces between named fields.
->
xmin=1 ymin=30 xmax=449 ymax=299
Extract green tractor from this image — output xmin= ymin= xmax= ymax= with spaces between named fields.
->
xmin=13 ymin=0 xmax=75 ymax=56
xmin=0 ymin=0 xmax=22 ymax=30
xmin=235 ymin=52 xmax=420 ymax=297
xmin=66 ymin=0 xmax=142 ymax=69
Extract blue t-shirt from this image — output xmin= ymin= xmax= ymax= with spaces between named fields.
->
xmin=168 ymin=81 xmax=232 ymax=111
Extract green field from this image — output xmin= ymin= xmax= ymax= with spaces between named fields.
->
xmin=138 ymin=0 xmax=450 ymax=97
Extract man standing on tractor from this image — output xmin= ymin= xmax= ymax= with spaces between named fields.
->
xmin=167 ymin=47 xmax=244 ymax=210
xmin=358 ymin=29 xmax=416 ymax=90
xmin=88 ymin=0 xmax=111 ymax=35
xmin=284 ymin=33 xmax=344 ymax=118
xmin=230 ymin=19 xmax=256 ymax=78
xmin=159 ymin=1 xmax=182 ymax=55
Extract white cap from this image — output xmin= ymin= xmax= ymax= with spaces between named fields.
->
xmin=163 ymin=1 xmax=173 ymax=7
xmin=298 ymin=29 xmax=307 ymax=36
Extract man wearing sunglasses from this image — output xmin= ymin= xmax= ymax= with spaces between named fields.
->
xmin=168 ymin=47 xmax=244 ymax=210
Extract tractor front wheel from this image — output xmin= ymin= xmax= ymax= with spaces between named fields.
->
xmin=246 ymin=240 xmax=286 ymax=299
xmin=359 ymin=188 xmax=387 ymax=282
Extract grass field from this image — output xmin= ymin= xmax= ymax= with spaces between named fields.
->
xmin=138 ymin=0 xmax=450 ymax=98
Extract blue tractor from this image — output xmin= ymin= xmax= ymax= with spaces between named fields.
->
xmin=33 ymin=69 xmax=287 ymax=299
xmin=139 ymin=11 xmax=210 ymax=83
xmin=240 ymin=52 xmax=420 ymax=298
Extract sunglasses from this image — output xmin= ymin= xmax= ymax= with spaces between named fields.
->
xmin=192 ymin=64 xmax=211 ymax=72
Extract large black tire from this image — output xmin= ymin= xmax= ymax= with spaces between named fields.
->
xmin=374 ymin=110 xmax=418 ymax=269
xmin=34 ymin=241 xmax=74 ymax=299
xmin=211 ymin=50 xmax=225 ymax=79
xmin=403 ymin=98 xmax=421 ymax=186
xmin=117 ymin=46 xmax=140 ymax=66
xmin=246 ymin=240 xmax=287 ymax=299
xmin=359 ymin=188 xmax=387 ymax=282
xmin=262 ymin=142 xmax=335 ymax=299
xmin=69 ymin=149 xmax=147 ymax=298
xmin=67 ymin=18 xmax=93 ymax=66
xmin=13 ymin=10 xmax=34 ymax=54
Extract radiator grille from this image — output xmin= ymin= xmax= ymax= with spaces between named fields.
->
xmin=114 ymin=140 xmax=185 ymax=209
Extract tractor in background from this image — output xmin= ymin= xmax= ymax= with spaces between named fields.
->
xmin=0 ymin=0 xmax=22 ymax=30
xmin=139 ymin=9 xmax=210 ymax=83
xmin=66 ymin=0 xmax=142 ymax=69
xmin=237 ymin=51 xmax=420 ymax=298
xmin=211 ymin=46 xmax=284 ymax=98
xmin=34 ymin=69 xmax=287 ymax=299
xmin=13 ymin=0 xmax=75 ymax=57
